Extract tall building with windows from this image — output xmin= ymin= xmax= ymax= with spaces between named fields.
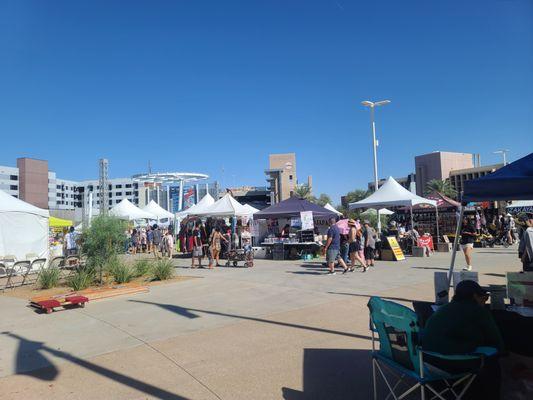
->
xmin=265 ymin=153 xmax=297 ymax=204
xmin=414 ymin=152 xmax=473 ymax=196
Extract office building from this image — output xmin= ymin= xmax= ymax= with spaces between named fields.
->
xmin=414 ymin=152 xmax=473 ymax=196
xmin=265 ymin=153 xmax=297 ymax=204
xmin=449 ymin=163 xmax=503 ymax=194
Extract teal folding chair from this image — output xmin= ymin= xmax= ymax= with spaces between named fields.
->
xmin=368 ymin=296 xmax=493 ymax=400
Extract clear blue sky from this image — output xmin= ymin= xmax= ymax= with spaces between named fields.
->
xmin=1 ymin=0 xmax=531 ymax=204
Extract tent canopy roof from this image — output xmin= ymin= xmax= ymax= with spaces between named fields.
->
xmin=142 ymin=200 xmax=174 ymax=219
xmin=349 ymin=177 xmax=437 ymax=209
xmin=243 ymin=204 xmax=260 ymax=215
xmin=192 ymin=193 xmax=249 ymax=217
xmin=49 ymin=216 xmax=73 ymax=227
xmin=324 ymin=203 xmax=343 ymax=216
xmin=179 ymin=193 xmax=215 ymax=217
xmin=0 ymin=189 xmax=49 ymax=218
xmin=110 ymin=199 xmax=156 ymax=220
xmin=254 ymin=196 xmax=338 ymax=219
xmin=463 ymin=153 xmax=533 ymax=202
xmin=361 ymin=208 xmax=395 ymax=215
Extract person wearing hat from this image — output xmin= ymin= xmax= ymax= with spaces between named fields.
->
xmin=363 ymin=220 xmax=377 ymax=268
xmin=348 ymin=219 xmax=366 ymax=272
xmin=518 ymin=212 xmax=533 ymax=271
xmin=422 ymin=280 xmax=504 ymax=399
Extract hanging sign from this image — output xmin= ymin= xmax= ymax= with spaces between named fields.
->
xmin=386 ymin=236 xmax=405 ymax=261
xmin=300 ymin=211 xmax=314 ymax=230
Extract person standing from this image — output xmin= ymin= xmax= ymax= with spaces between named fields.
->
xmin=209 ymin=227 xmax=227 ymax=269
xmin=519 ymin=212 xmax=533 ymax=272
xmin=461 ymin=217 xmax=477 ymax=271
xmin=191 ymin=226 xmax=203 ymax=268
xmin=363 ymin=220 xmax=377 ymax=268
xmin=146 ymin=225 xmax=153 ymax=254
xmin=140 ymin=228 xmax=147 ymax=253
xmin=323 ymin=218 xmax=349 ymax=275
xmin=152 ymin=224 xmax=162 ymax=260
xmin=131 ymin=229 xmax=140 ymax=255
xmin=64 ymin=226 xmax=78 ymax=256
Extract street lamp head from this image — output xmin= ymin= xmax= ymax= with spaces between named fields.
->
xmin=361 ymin=101 xmax=374 ymax=107
xmin=374 ymin=100 xmax=391 ymax=106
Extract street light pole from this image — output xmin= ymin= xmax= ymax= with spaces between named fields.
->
xmin=362 ymin=99 xmax=391 ymax=233
xmin=493 ymin=149 xmax=509 ymax=166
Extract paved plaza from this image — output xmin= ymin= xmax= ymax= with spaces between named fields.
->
xmin=0 ymin=247 xmax=521 ymax=399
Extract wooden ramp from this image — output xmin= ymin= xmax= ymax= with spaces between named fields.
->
xmin=30 ymin=282 xmax=149 ymax=304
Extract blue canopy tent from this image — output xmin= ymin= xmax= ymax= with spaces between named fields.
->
xmin=447 ymin=152 xmax=533 ymax=290
xmin=253 ymin=196 xmax=338 ymax=220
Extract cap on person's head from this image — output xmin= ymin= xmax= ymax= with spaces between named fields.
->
xmin=454 ymin=280 xmax=487 ymax=300
xmin=152 ymin=224 xmax=158 ymax=230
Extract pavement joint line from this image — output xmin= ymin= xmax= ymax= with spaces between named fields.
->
xmin=75 ymin=309 xmax=223 ymax=400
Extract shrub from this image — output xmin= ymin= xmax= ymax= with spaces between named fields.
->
xmin=133 ymin=259 xmax=152 ymax=278
xmin=68 ymin=270 xmax=94 ymax=291
xmin=38 ymin=268 xmax=61 ymax=289
xmin=151 ymin=259 xmax=174 ymax=281
xmin=108 ymin=260 xmax=133 ymax=284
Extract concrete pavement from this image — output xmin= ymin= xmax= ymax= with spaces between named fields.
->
xmin=0 ymin=246 xmax=521 ymax=399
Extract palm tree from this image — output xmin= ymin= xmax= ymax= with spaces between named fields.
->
xmin=293 ymin=184 xmax=312 ymax=200
xmin=425 ymin=179 xmax=457 ymax=198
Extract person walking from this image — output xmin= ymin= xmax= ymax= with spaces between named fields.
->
xmin=164 ymin=229 xmax=174 ymax=260
xmin=191 ymin=226 xmax=203 ymax=268
xmin=461 ymin=217 xmax=477 ymax=271
xmin=519 ymin=212 xmax=533 ymax=272
xmin=363 ymin=220 xmax=377 ymax=268
xmin=323 ymin=218 xmax=349 ymax=275
xmin=131 ymin=229 xmax=140 ymax=255
xmin=209 ymin=227 xmax=227 ymax=269
xmin=348 ymin=219 xmax=365 ymax=271
xmin=146 ymin=225 xmax=153 ymax=254
xmin=152 ymin=224 xmax=162 ymax=260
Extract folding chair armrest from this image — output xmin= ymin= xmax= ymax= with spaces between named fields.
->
xmin=420 ymin=349 xmax=485 ymax=362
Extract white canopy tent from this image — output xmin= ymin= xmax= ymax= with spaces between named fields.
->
xmin=0 ymin=189 xmax=49 ymax=260
xmin=175 ymin=193 xmax=216 ymax=219
xmin=361 ymin=208 xmax=395 ymax=216
xmin=350 ymin=176 xmax=439 ymax=239
xmin=324 ymin=203 xmax=343 ymax=216
xmin=142 ymin=200 xmax=174 ymax=221
xmin=191 ymin=193 xmax=249 ymax=217
xmin=243 ymin=204 xmax=260 ymax=216
xmin=110 ymin=199 xmax=156 ymax=221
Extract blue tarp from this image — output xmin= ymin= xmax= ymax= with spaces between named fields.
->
xmin=253 ymin=196 xmax=338 ymax=220
xmin=463 ymin=153 xmax=533 ymax=202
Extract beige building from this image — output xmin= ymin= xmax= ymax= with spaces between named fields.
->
xmin=415 ymin=152 xmax=473 ymax=196
xmin=265 ymin=153 xmax=297 ymax=204
xmin=449 ymin=163 xmax=503 ymax=195
xmin=17 ymin=158 xmax=50 ymax=209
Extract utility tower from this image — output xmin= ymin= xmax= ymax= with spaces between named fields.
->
xmin=99 ymin=158 xmax=109 ymax=215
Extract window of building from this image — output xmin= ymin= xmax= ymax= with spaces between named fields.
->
xmin=115 ymin=184 xmax=122 ymax=189
xmin=289 ymin=175 xmax=293 ymax=181
xmin=126 ymin=191 xmax=132 ymax=196
xmin=133 ymin=183 xmax=138 ymax=189
xmin=116 ymin=192 xmax=122 ymax=196
xmin=126 ymin=184 xmax=132 ymax=188
xmin=56 ymin=185 xmax=61 ymax=189
xmin=116 ymin=199 xmax=121 ymax=203
xmin=10 ymin=185 xmax=17 ymax=190
xmin=109 ymin=200 xmax=113 ymax=205
xmin=10 ymin=175 xmax=18 ymax=181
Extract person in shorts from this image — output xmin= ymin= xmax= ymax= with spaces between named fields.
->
xmin=323 ymin=218 xmax=349 ymax=275
xmin=460 ymin=217 xmax=477 ymax=271
xmin=191 ymin=226 xmax=203 ymax=268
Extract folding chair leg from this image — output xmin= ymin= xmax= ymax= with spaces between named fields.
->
xmin=421 ymin=384 xmax=425 ymax=400
xmin=373 ymin=359 xmax=378 ymax=400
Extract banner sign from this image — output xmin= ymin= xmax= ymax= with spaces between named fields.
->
xmin=386 ymin=236 xmax=405 ymax=261
xmin=300 ymin=211 xmax=314 ymax=230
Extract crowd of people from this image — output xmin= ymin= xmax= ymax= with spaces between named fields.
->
xmin=126 ymin=225 xmax=174 ymax=260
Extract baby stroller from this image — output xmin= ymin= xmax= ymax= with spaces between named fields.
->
xmin=225 ymin=245 xmax=254 ymax=268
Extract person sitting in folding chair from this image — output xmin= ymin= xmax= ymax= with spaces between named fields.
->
xmin=422 ymin=280 xmax=505 ymax=399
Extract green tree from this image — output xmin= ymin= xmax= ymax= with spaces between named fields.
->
xmin=293 ymin=184 xmax=312 ymax=200
xmin=337 ymin=189 xmax=371 ymax=218
xmin=81 ymin=215 xmax=128 ymax=284
xmin=425 ymin=179 xmax=457 ymax=198
xmin=315 ymin=193 xmax=332 ymax=207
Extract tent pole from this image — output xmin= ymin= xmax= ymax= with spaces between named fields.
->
xmin=435 ymin=205 xmax=440 ymax=244
xmin=447 ymin=203 xmax=465 ymax=290
xmin=410 ymin=206 xmax=414 ymax=229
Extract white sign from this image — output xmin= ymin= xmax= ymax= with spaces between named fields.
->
xmin=300 ymin=211 xmax=314 ymax=230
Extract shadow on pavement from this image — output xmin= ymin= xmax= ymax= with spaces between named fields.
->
xmin=281 ymin=348 xmax=373 ymax=399
xmin=328 ymin=292 xmax=417 ymax=303
xmin=484 ymin=273 xmax=506 ymax=278
xmin=1 ymin=331 xmax=189 ymax=400
xmin=129 ymin=300 xmax=371 ymax=340
xmin=287 ymin=271 xmax=324 ymax=275
xmin=411 ymin=266 xmax=449 ymax=271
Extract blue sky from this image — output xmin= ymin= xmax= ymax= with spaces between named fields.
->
xmin=1 ymin=0 xmax=531 ymax=204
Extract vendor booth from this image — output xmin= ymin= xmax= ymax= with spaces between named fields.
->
xmin=0 ymin=189 xmax=49 ymax=261
xmin=324 ymin=203 xmax=343 ymax=216
xmin=142 ymin=200 xmax=174 ymax=224
xmin=253 ymin=197 xmax=338 ymax=260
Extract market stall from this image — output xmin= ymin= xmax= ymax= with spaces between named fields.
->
xmin=109 ymin=198 xmax=156 ymax=222
xmin=142 ymin=200 xmax=174 ymax=225
xmin=253 ymin=197 xmax=338 ymax=260
xmin=0 ymin=189 xmax=49 ymax=262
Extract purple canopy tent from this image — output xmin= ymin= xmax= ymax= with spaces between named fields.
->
xmin=253 ymin=197 xmax=338 ymax=220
